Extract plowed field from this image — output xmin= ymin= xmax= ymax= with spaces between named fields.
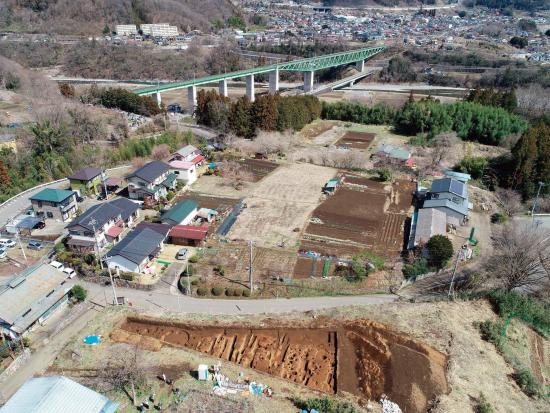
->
xmin=301 ymin=177 xmax=414 ymax=258
xmin=335 ymin=131 xmax=375 ymax=150
xmin=112 ymin=317 xmax=449 ymax=413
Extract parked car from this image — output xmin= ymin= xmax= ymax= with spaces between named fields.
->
xmin=33 ymin=221 xmax=46 ymax=230
xmin=76 ymin=196 xmax=84 ymax=203
xmin=0 ymin=248 xmax=6 ymax=260
xmin=97 ymin=193 xmax=106 ymax=201
xmin=49 ymin=260 xmax=64 ymax=271
xmin=0 ymin=238 xmax=16 ymax=248
xmin=176 ymin=248 xmax=188 ymax=260
xmin=28 ymin=240 xmax=43 ymax=250
xmin=63 ymin=267 xmax=76 ymax=278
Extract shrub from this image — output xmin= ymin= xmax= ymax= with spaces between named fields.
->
xmin=70 ymin=285 xmax=87 ymax=302
xmin=293 ymin=397 xmax=358 ymax=413
xmin=120 ymin=272 xmax=134 ymax=281
xmin=477 ymin=393 xmax=493 ymax=413
xmin=242 ymin=289 xmax=251 ymax=297
xmin=402 ymin=258 xmax=432 ymax=279
xmin=196 ymin=287 xmax=208 ymax=296
xmin=191 ymin=279 xmax=199 ymax=286
xmin=214 ymin=265 xmax=225 ymax=276
xmin=166 ymin=191 xmax=175 ymax=201
xmin=211 ymin=287 xmax=225 ymax=296
xmin=189 ymin=255 xmax=200 ymax=263
xmin=513 ymin=369 xmax=541 ymax=397
xmin=225 ymin=288 xmax=235 ymax=296
xmin=426 ymin=235 xmax=454 ymax=269
xmin=234 ymin=289 xmax=243 ymax=297
xmin=376 ymin=168 xmax=392 ymax=182
xmin=490 ymin=212 xmax=508 ymax=224
xmin=4 ymin=73 xmax=20 ymax=90
xmin=454 ymin=156 xmax=488 ymax=180
xmin=479 ymin=320 xmax=505 ymax=351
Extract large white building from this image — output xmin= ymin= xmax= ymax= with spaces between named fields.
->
xmin=116 ymin=24 xmax=138 ymax=36
xmin=140 ymin=23 xmax=179 ymax=38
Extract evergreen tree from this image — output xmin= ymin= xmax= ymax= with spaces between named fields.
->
xmin=230 ymin=96 xmax=254 ymax=138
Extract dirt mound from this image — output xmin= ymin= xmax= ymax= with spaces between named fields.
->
xmin=113 ymin=317 xmax=448 ymax=412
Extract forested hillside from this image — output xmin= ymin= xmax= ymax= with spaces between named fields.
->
xmin=0 ymin=0 xmax=239 ymax=34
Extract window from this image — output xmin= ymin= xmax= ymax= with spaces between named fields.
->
xmin=37 ymin=201 xmax=43 ymax=208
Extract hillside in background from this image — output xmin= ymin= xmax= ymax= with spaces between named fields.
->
xmin=0 ymin=0 xmax=239 ymax=35
xmin=323 ymin=0 xmax=548 ymax=8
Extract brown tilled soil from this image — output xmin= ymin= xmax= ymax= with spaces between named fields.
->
xmin=335 ymin=132 xmax=376 ymax=150
xmin=238 ymin=159 xmax=280 ymax=182
xmin=112 ymin=317 xmax=448 ymax=413
xmin=302 ymin=178 xmax=414 ymax=258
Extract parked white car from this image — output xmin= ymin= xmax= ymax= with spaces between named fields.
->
xmin=0 ymin=238 xmax=16 ymax=248
xmin=63 ymin=267 xmax=76 ymax=278
xmin=0 ymin=248 xmax=6 ymax=260
xmin=49 ymin=260 xmax=65 ymax=271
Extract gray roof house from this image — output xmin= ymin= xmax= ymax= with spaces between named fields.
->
xmin=170 ymin=145 xmax=201 ymax=162
xmin=1 ymin=376 xmax=118 ymax=413
xmin=127 ymin=161 xmax=176 ymax=202
xmin=0 ymin=264 xmax=71 ymax=338
xmin=423 ymin=178 xmax=469 ymax=226
xmin=127 ymin=160 xmax=170 ymax=183
xmin=103 ymin=223 xmax=170 ymax=274
xmin=412 ymin=208 xmax=447 ymax=247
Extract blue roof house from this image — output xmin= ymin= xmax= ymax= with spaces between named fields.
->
xmin=422 ymin=177 xmax=469 ymax=226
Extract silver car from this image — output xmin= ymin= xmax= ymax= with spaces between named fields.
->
xmin=176 ymin=248 xmax=188 ymax=260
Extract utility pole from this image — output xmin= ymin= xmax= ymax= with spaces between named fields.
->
xmin=104 ymin=257 xmax=119 ymax=306
xmin=89 ymin=219 xmax=104 ymax=270
xmin=249 ymin=240 xmax=254 ymax=292
xmin=102 ymin=169 xmax=108 ymax=198
xmin=186 ymin=259 xmax=190 ymax=297
xmin=448 ymin=245 xmax=466 ymax=299
xmin=531 ymin=181 xmax=545 ymax=223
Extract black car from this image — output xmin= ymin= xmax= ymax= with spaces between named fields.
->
xmin=33 ymin=221 xmax=46 ymax=230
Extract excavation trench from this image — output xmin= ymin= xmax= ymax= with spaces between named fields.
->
xmin=111 ymin=317 xmax=448 ymax=413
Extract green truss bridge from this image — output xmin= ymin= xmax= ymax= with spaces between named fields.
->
xmin=134 ymin=46 xmax=385 ymax=110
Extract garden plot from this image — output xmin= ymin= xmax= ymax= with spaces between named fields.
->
xmin=335 ymin=131 xmax=375 ymax=150
xmin=302 ymin=177 xmax=414 ymax=258
xmin=227 ymin=163 xmax=336 ymax=249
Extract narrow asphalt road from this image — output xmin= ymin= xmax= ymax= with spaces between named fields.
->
xmin=82 ymin=280 xmax=397 ymax=315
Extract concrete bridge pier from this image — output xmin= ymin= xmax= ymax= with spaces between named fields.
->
xmin=303 ymin=71 xmax=315 ymax=93
xmin=155 ymin=91 xmax=162 ymax=107
xmin=187 ymin=85 xmax=197 ymax=113
xmin=356 ymin=59 xmax=365 ymax=72
xmin=219 ymin=79 xmax=228 ymax=97
xmin=269 ymin=68 xmax=279 ymax=95
xmin=246 ymin=74 xmax=255 ymax=102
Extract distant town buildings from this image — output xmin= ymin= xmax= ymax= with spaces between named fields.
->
xmin=115 ymin=24 xmax=137 ymax=37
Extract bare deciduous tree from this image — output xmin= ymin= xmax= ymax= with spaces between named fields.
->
xmin=429 ymin=132 xmax=460 ymax=170
xmin=485 ymin=223 xmax=550 ymax=292
xmin=101 ymin=347 xmax=146 ymax=406
xmin=495 ymin=188 xmax=524 ymax=216
xmin=222 ymin=160 xmax=254 ymax=189
xmin=151 ymin=144 xmax=170 ymax=160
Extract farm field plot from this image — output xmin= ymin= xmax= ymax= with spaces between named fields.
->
xmin=237 ymin=159 xmax=279 ymax=182
xmin=302 ymin=178 xmax=414 ymax=258
xmin=227 ymin=163 xmax=336 ymax=248
xmin=197 ymin=241 xmax=297 ymax=283
xmin=335 ymin=131 xmax=375 ymax=150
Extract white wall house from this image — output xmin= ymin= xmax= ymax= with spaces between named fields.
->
xmin=169 ymin=160 xmax=197 ymax=185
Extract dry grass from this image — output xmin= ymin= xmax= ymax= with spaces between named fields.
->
xmin=227 ymin=163 xmax=336 ymax=249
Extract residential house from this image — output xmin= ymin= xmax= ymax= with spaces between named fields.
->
xmin=127 ymin=160 xmax=176 ymax=202
xmin=168 ymin=224 xmax=209 ymax=246
xmin=65 ymin=198 xmax=139 ymax=252
xmin=169 ymin=145 xmax=205 ymax=167
xmin=30 ymin=188 xmax=78 ymax=222
xmin=68 ymin=167 xmax=104 ymax=195
xmin=161 ymin=200 xmax=198 ymax=226
xmin=1 ymin=376 xmax=118 ymax=413
xmin=422 ymin=177 xmax=469 ymax=226
xmin=103 ymin=222 xmax=170 ymax=274
xmin=375 ymin=144 xmax=414 ymax=168
xmin=0 ymin=264 xmax=72 ymax=339
xmin=169 ymin=160 xmax=197 ymax=185
xmin=411 ymin=208 xmax=447 ymax=248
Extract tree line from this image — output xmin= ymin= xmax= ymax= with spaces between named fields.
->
xmin=195 ymin=90 xmax=322 ymax=138
xmin=81 ymin=86 xmax=162 ymax=117
xmin=322 ymin=98 xmax=527 ymax=145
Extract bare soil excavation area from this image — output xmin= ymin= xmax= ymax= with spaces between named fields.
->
xmin=111 ymin=317 xmax=448 ymax=413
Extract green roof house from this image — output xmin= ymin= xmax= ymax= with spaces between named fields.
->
xmin=30 ymin=188 xmax=78 ymax=222
xmin=161 ymin=200 xmax=198 ymax=226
